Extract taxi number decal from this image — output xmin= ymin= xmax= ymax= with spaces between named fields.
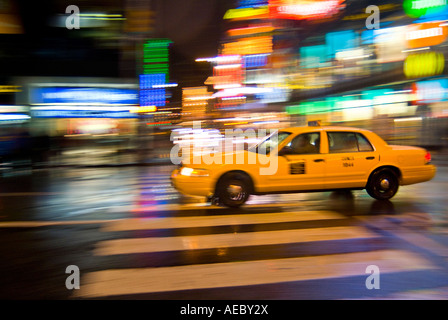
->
xmin=290 ymin=162 xmax=305 ymax=174
xmin=342 ymin=156 xmax=354 ymax=167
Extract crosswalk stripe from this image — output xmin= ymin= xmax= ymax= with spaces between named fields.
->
xmin=102 ymin=211 xmax=347 ymax=232
xmin=94 ymin=226 xmax=377 ymax=256
xmin=355 ymin=215 xmax=448 ymax=258
xmin=74 ymin=250 xmax=436 ymax=298
xmin=368 ymin=286 xmax=448 ymax=300
xmin=130 ymin=201 xmax=328 ymax=213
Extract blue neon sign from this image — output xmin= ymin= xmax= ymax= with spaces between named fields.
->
xmin=31 ymin=110 xmax=138 ymax=119
xmin=31 ymin=87 xmax=139 ymax=105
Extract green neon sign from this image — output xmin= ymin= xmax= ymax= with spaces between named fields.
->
xmin=403 ymin=0 xmax=447 ymax=18
xmin=143 ymin=39 xmax=171 ymax=75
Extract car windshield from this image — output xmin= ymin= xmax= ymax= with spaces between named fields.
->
xmin=248 ymin=131 xmax=291 ymax=154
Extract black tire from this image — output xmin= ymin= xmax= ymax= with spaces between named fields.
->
xmin=366 ymin=168 xmax=399 ymax=200
xmin=216 ymin=172 xmax=251 ymax=208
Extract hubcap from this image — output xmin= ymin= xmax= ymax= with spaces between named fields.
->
xmin=227 ymin=184 xmax=244 ymax=200
xmin=380 ymin=178 xmax=390 ymax=190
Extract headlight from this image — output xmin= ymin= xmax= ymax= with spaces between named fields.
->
xmin=180 ymin=167 xmax=209 ymax=177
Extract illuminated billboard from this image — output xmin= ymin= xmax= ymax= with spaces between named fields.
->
xmin=268 ymin=0 xmax=345 ymax=20
xmin=412 ymin=79 xmax=448 ymax=103
xmin=403 ymin=0 xmax=448 ymax=18
xmin=406 ymin=22 xmax=448 ymax=49
xmin=31 ymin=87 xmax=139 ymax=105
xmin=222 ymin=36 xmax=273 ymax=55
xmin=404 ymin=51 xmax=445 ymax=78
xmin=212 ymin=56 xmax=243 ymax=90
xmin=29 ymin=87 xmax=139 ymax=119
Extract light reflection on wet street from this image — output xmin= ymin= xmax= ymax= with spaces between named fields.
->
xmin=1 ymin=163 xmax=448 ymax=299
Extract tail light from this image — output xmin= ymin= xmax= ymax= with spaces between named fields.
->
xmin=424 ymin=151 xmax=431 ymax=164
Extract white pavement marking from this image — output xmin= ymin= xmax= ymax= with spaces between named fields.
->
xmin=74 ymin=250 xmax=437 ymax=298
xmin=94 ymin=226 xmax=377 ymax=256
xmin=372 ymin=286 xmax=448 ymax=300
xmin=101 ymin=210 xmax=347 ymax=232
xmin=355 ymin=215 xmax=448 ymax=258
xmin=131 ymin=201 xmax=328 ymax=212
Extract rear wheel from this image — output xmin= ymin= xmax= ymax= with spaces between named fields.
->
xmin=366 ymin=168 xmax=399 ymax=200
xmin=216 ymin=172 xmax=251 ymax=208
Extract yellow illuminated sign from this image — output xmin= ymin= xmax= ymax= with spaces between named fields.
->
xmin=0 ymin=85 xmax=21 ymax=93
xmin=404 ymin=52 xmax=445 ymax=78
xmin=130 ymin=106 xmax=157 ymax=113
xmin=223 ymin=7 xmax=269 ymax=20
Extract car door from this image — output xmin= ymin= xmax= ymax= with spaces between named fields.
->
xmin=267 ymin=132 xmax=325 ymax=192
xmin=324 ymin=131 xmax=380 ymax=189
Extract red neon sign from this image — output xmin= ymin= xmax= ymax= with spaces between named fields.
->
xmin=269 ymin=0 xmax=345 ymax=20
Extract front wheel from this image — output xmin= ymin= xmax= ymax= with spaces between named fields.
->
xmin=366 ymin=169 xmax=399 ymax=200
xmin=216 ymin=172 xmax=251 ymax=208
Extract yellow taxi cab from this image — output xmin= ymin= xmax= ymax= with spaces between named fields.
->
xmin=170 ymin=125 xmax=436 ymax=208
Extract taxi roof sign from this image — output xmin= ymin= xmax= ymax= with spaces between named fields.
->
xmin=308 ymin=120 xmax=321 ymax=127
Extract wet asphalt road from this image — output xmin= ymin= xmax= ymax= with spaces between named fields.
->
xmin=1 ymin=162 xmax=448 ymax=301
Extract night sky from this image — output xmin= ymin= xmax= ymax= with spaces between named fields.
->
xmin=155 ymin=0 xmax=236 ymax=88
xmin=5 ymin=0 xmax=235 ymax=86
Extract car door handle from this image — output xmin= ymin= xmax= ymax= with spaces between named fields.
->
xmin=366 ymin=156 xmax=375 ymax=160
xmin=314 ymin=159 xmax=325 ymax=162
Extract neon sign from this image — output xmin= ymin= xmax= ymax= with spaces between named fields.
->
xmin=143 ymin=39 xmax=171 ymax=76
xmin=406 ymin=22 xmax=447 ymax=48
xmin=130 ymin=106 xmax=157 ymax=113
xmin=222 ymin=36 xmax=273 ymax=55
xmin=403 ymin=0 xmax=447 ymax=18
xmin=31 ymin=110 xmax=138 ymax=118
xmin=412 ymin=79 xmax=448 ymax=103
xmin=268 ymin=0 xmax=345 ymax=20
xmin=223 ymin=7 xmax=269 ymax=20
xmin=212 ymin=56 xmax=243 ymax=90
xmin=31 ymin=87 xmax=139 ymax=105
xmin=404 ymin=51 xmax=445 ymax=78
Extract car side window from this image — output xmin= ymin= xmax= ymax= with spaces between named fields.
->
xmin=282 ymin=132 xmax=320 ymax=155
xmin=328 ymin=132 xmax=358 ymax=153
xmin=356 ymin=133 xmax=374 ymax=152
xmin=328 ymin=132 xmax=374 ymax=153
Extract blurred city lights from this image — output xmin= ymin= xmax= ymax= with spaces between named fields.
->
xmin=0 ymin=0 xmax=448 ymax=167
